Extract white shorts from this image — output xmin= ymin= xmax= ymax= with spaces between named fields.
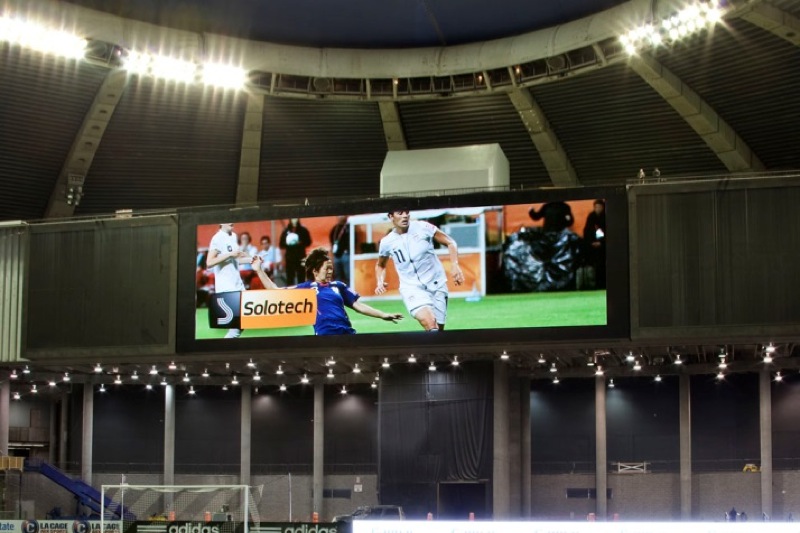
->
xmin=400 ymin=286 xmax=448 ymax=325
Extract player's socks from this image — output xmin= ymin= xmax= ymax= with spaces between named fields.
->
xmin=225 ymin=328 xmax=242 ymax=338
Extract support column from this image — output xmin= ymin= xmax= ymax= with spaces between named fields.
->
xmin=81 ymin=382 xmax=94 ymax=485
xmin=59 ymin=389 xmax=69 ymax=469
xmin=0 ymin=379 xmax=9 ymax=456
xmin=235 ymin=93 xmax=265 ymax=204
xmin=760 ymin=370 xmax=773 ymax=520
xmin=520 ymin=377 xmax=532 ymax=518
xmin=508 ymin=376 xmax=521 ymax=515
xmin=493 ymin=360 xmax=510 ymax=518
xmin=378 ymin=102 xmax=407 ymax=151
xmin=595 ymin=376 xmax=607 ymax=520
xmin=241 ymin=384 xmax=252 ymax=486
xmin=49 ymin=398 xmax=57 ymax=463
xmin=679 ymin=374 xmax=692 ymax=520
xmin=313 ymin=383 xmax=325 ymax=517
xmin=164 ymin=384 xmax=175 ymax=486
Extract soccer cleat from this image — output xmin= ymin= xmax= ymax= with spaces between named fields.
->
xmin=224 ymin=328 xmax=242 ymax=339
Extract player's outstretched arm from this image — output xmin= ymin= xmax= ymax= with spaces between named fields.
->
xmin=352 ymin=301 xmax=404 ymax=323
xmin=375 ymin=256 xmax=390 ymax=295
xmin=251 ymin=257 xmax=279 ymax=289
xmin=433 ymin=230 xmax=465 ymax=286
xmin=207 ymin=248 xmax=246 ymax=268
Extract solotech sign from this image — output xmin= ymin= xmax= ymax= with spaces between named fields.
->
xmin=240 ymin=289 xmax=317 ymax=329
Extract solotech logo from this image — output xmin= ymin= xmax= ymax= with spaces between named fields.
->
xmin=240 ymin=289 xmax=317 ymax=329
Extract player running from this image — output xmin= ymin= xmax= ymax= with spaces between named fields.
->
xmin=253 ymin=248 xmax=402 ymax=335
xmin=375 ymin=210 xmax=464 ymax=331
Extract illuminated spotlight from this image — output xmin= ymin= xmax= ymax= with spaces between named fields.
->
xmin=765 ymin=343 xmax=777 ymax=354
xmin=608 ymin=378 xmax=615 ymax=389
xmin=654 ymin=374 xmax=662 ymax=383
xmin=10 ymin=369 xmax=18 ymax=379
xmin=202 ymin=368 xmax=209 ymax=378
xmin=340 ymin=385 xmax=348 ymax=395
xmin=719 ymin=359 xmax=727 ymax=369
xmin=114 ymin=375 xmax=122 ymax=385
xmin=188 ymin=385 xmax=196 ymax=395
xmin=63 ymin=372 xmax=71 ymax=382
xmin=774 ymin=372 xmax=783 ymax=383
xmin=428 ymin=361 xmax=436 ymax=372
xmin=595 ymin=366 xmax=604 ymax=376
xmin=131 ymin=371 xmax=139 ymax=381
xmin=279 ymin=383 xmax=287 ymax=392
xmin=182 ymin=373 xmax=190 ymax=383
xmin=371 ymin=382 xmax=377 ymax=389
xmin=552 ymin=376 xmax=560 ymax=384
xmin=0 ymin=17 xmax=87 ymax=59
xmin=452 ymin=356 xmax=460 ymax=367
xmin=374 ymin=374 xmax=380 ymax=382
xmin=408 ymin=354 xmax=417 ymax=364
xmin=626 ymin=352 xmax=635 ymax=363
xmin=145 ymin=383 xmax=153 ymax=390
xmin=94 ymin=363 xmax=103 ymax=373
xmin=276 ymin=365 xmax=284 ymax=375
xmin=22 ymin=365 xmax=30 ymax=374
xmin=12 ymin=392 xmax=20 ymax=401
xmin=550 ymin=363 xmax=557 ymax=373
xmin=31 ymin=384 xmax=38 ymax=394
xmin=222 ymin=384 xmax=228 ymax=391
xmin=168 ymin=361 xmax=177 ymax=370
xmin=253 ymin=372 xmax=261 ymax=382
xmin=764 ymin=354 xmax=774 ymax=364
xmin=300 ymin=374 xmax=309 ymax=384
xmin=382 ymin=358 xmax=390 ymax=368
xmin=160 ymin=378 xmax=167 ymax=386
xmin=537 ymin=354 xmax=545 ymax=364
xmin=501 ymin=351 xmax=511 ymax=361
xmin=674 ymin=355 xmax=683 ymax=365
xmin=202 ymin=63 xmax=247 ymax=89
xmin=149 ymin=365 xmax=158 ymax=375
xmin=247 ymin=359 xmax=256 ymax=368
xmin=98 ymin=383 xmax=106 ymax=393
xmin=48 ymin=379 xmax=57 ymax=387
xmin=716 ymin=370 xmax=725 ymax=380
xmin=327 ymin=368 xmax=334 ymax=379
xmin=633 ymin=360 xmax=642 ymax=371
xmin=353 ymin=364 xmax=361 ymax=374
xmin=122 ymin=50 xmax=152 ymax=74
xmin=231 ymin=375 xmax=239 ymax=385
xmin=151 ymin=55 xmax=198 ymax=83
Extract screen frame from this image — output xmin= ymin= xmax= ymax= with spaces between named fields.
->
xmin=176 ymin=186 xmax=630 ymax=356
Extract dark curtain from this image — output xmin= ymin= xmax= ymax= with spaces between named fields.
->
xmin=379 ymin=361 xmax=492 ymax=516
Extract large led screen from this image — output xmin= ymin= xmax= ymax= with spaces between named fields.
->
xmin=179 ymin=190 xmax=626 ymax=350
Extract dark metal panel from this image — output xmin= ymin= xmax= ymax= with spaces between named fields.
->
xmin=259 ymin=98 xmax=387 ymax=201
xmin=656 ymin=19 xmax=800 ymax=170
xmin=24 ymin=215 xmax=177 ymax=358
xmin=399 ymin=95 xmax=550 ymax=189
xmin=76 ymin=77 xmax=246 ymax=215
xmin=0 ymin=225 xmax=28 ymax=362
xmin=631 ymin=179 xmax=800 ymax=337
xmin=532 ymin=64 xmax=728 ymax=186
xmin=0 ymin=46 xmax=107 ymax=221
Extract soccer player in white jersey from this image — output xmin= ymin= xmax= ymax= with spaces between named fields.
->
xmin=375 ymin=210 xmax=464 ymax=331
xmin=206 ymin=223 xmax=249 ymax=338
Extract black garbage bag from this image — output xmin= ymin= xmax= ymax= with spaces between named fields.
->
xmin=502 ymin=227 xmax=582 ymax=291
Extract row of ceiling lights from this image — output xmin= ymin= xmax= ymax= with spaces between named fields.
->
xmin=619 ymin=1 xmax=724 ymax=55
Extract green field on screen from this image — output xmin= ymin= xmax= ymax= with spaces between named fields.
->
xmin=195 ymin=290 xmax=607 ymax=339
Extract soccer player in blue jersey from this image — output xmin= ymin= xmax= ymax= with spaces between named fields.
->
xmin=253 ymin=248 xmax=402 ymax=335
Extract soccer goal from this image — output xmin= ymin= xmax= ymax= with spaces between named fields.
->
xmin=101 ymin=484 xmax=262 ymax=533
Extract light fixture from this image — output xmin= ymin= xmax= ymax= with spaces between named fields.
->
xmin=10 ymin=369 xmax=18 ymax=379
xmin=160 ymin=378 xmax=167 ymax=386
xmin=764 ymin=354 xmax=774 ymax=364
xmin=633 ymin=361 xmax=642 ymax=371
xmin=654 ymin=374 xmax=662 ymax=382
xmin=114 ymin=375 xmax=122 ymax=385
xmin=201 ymin=62 xmax=248 ymax=90
xmin=253 ymin=372 xmax=261 ymax=382
xmin=371 ymin=382 xmax=378 ymax=389
xmin=353 ymin=364 xmax=361 ymax=374
xmin=537 ymin=354 xmax=545 ymax=364
xmin=48 ymin=379 xmax=57 ymax=387
xmin=550 ymin=363 xmax=557 ymax=373
xmin=719 ymin=359 xmax=727 ymax=369
xmin=279 ymin=383 xmax=287 ymax=392
xmin=595 ymin=366 xmax=604 ymax=376
xmin=626 ymin=352 xmax=636 ymax=363
xmin=608 ymin=379 xmax=615 ymax=389
xmin=716 ymin=371 xmax=725 ymax=380
xmin=247 ymin=359 xmax=256 ymax=368
xmin=765 ymin=343 xmax=777 ymax=354
xmin=145 ymin=383 xmax=153 ymax=390
xmin=328 ymin=356 xmax=336 ymax=366
xmin=327 ymin=368 xmax=334 ymax=379
xmin=168 ymin=361 xmax=177 ymax=370
xmin=501 ymin=351 xmax=510 ymax=361
xmin=452 ymin=356 xmax=460 ymax=367
xmin=182 ymin=373 xmax=190 ymax=383
xmin=619 ymin=1 xmax=724 ymax=55
xmin=374 ymin=374 xmax=380 ymax=382
xmin=63 ymin=372 xmax=70 ymax=382
xmin=552 ymin=376 xmax=560 ymax=384
xmin=98 ymin=384 xmax=106 ymax=393
xmin=341 ymin=385 xmax=348 ymax=395
xmin=674 ymin=355 xmax=683 ymax=365
xmin=188 ymin=386 xmax=196 ymax=395
xmin=276 ymin=365 xmax=284 ymax=375
xmin=22 ymin=365 xmax=30 ymax=374
xmin=150 ymin=55 xmax=198 ymax=83
xmin=94 ymin=363 xmax=103 ymax=373
xmin=231 ymin=375 xmax=239 ymax=385
xmin=301 ymin=374 xmax=309 ymax=384
xmin=202 ymin=369 xmax=209 ymax=378
xmin=12 ymin=392 xmax=20 ymax=400
xmin=587 ymin=357 xmax=595 ymax=367
xmin=149 ymin=365 xmax=158 ymax=375
xmin=428 ymin=361 xmax=436 ymax=372
xmin=131 ymin=371 xmax=139 ymax=380
xmin=0 ymin=17 xmax=88 ymax=59
xmin=382 ymin=358 xmax=390 ymax=368
xmin=31 ymin=384 xmax=37 ymax=394
xmin=408 ymin=354 xmax=417 ymax=364
xmin=774 ymin=372 xmax=783 ymax=383
xmin=222 ymin=384 xmax=229 ymax=391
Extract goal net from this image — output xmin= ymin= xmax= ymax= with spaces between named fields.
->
xmin=101 ymin=484 xmax=262 ymax=533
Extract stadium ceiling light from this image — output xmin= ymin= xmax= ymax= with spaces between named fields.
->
xmin=537 ymin=354 xmax=545 ymax=364
xmin=501 ymin=351 xmax=510 ymax=361
xmin=149 ymin=365 xmax=158 ymax=375
xmin=12 ymin=392 xmax=20 ymax=400
xmin=182 ymin=373 xmax=190 ymax=383
xmin=408 ymin=354 xmax=417 ymax=364
xmin=231 ymin=375 xmax=239 ymax=385
xmin=654 ymin=374 xmax=662 ymax=382
xmin=620 ymin=1 xmax=724 ymax=55
xmin=276 ymin=365 xmax=284 ymax=375
xmin=452 ymin=356 xmax=460 ymax=367
xmin=301 ymin=374 xmax=309 ymax=384
xmin=31 ymin=384 xmax=37 ymax=394
xmin=716 ymin=371 xmax=725 ymax=380
xmin=595 ymin=366 xmax=604 ymax=376
xmin=608 ymin=379 xmax=615 ymax=389
xmin=131 ymin=371 xmax=139 ymax=380
xmin=382 ymin=358 xmax=390 ymax=368
xmin=114 ymin=375 xmax=122 ymax=385
xmin=150 ymin=55 xmax=198 ymax=83
xmin=247 ymin=359 xmax=256 ymax=368
xmin=374 ymin=374 xmax=380 ymax=382
xmin=10 ymin=369 xmax=18 ymax=379
xmin=719 ymin=358 xmax=727 ymax=369
xmin=222 ymin=384 xmax=229 ymax=391
xmin=201 ymin=62 xmax=248 ymax=90
xmin=94 ymin=363 xmax=103 ymax=373
xmin=327 ymin=368 xmax=334 ymax=379
xmin=774 ymin=372 xmax=783 ymax=383
xmin=353 ymin=364 xmax=362 ymax=374
xmin=145 ymin=384 xmax=153 ymax=390
xmin=160 ymin=378 xmax=167 ymax=386
xmin=626 ymin=352 xmax=636 ymax=363
xmin=633 ymin=361 xmax=642 ymax=371
xmin=188 ymin=386 xmax=196 ymax=395
xmin=552 ymin=376 xmax=560 ymax=384
xmin=253 ymin=372 xmax=261 ymax=382
xmin=371 ymin=382 xmax=377 ymax=389
xmin=63 ymin=372 xmax=70 ymax=382
xmin=586 ymin=357 xmax=595 ymax=367
xmin=674 ymin=355 xmax=683 ymax=365
xmin=765 ymin=343 xmax=777 ymax=354
xmin=48 ymin=379 xmax=57 ymax=387
xmin=763 ymin=354 xmax=774 ymax=364
xmin=202 ymin=369 xmax=209 ymax=378
xmin=98 ymin=384 xmax=106 ymax=393
xmin=22 ymin=365 xmax=30 ymax=374
xmin=341 ymin=385 xmax=348 ymax=395
xmin=428 ymin=361 xmax=436 ymax=372
xmin=168 ymin=361 xmax=177 ymax=370
xmin=0 ymin=16 xmax=88 ymax=59
xmin=279 ymin=383 xmax=287 ymax=392
xmin=550 ymin=363 xmax=557 ymax=373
